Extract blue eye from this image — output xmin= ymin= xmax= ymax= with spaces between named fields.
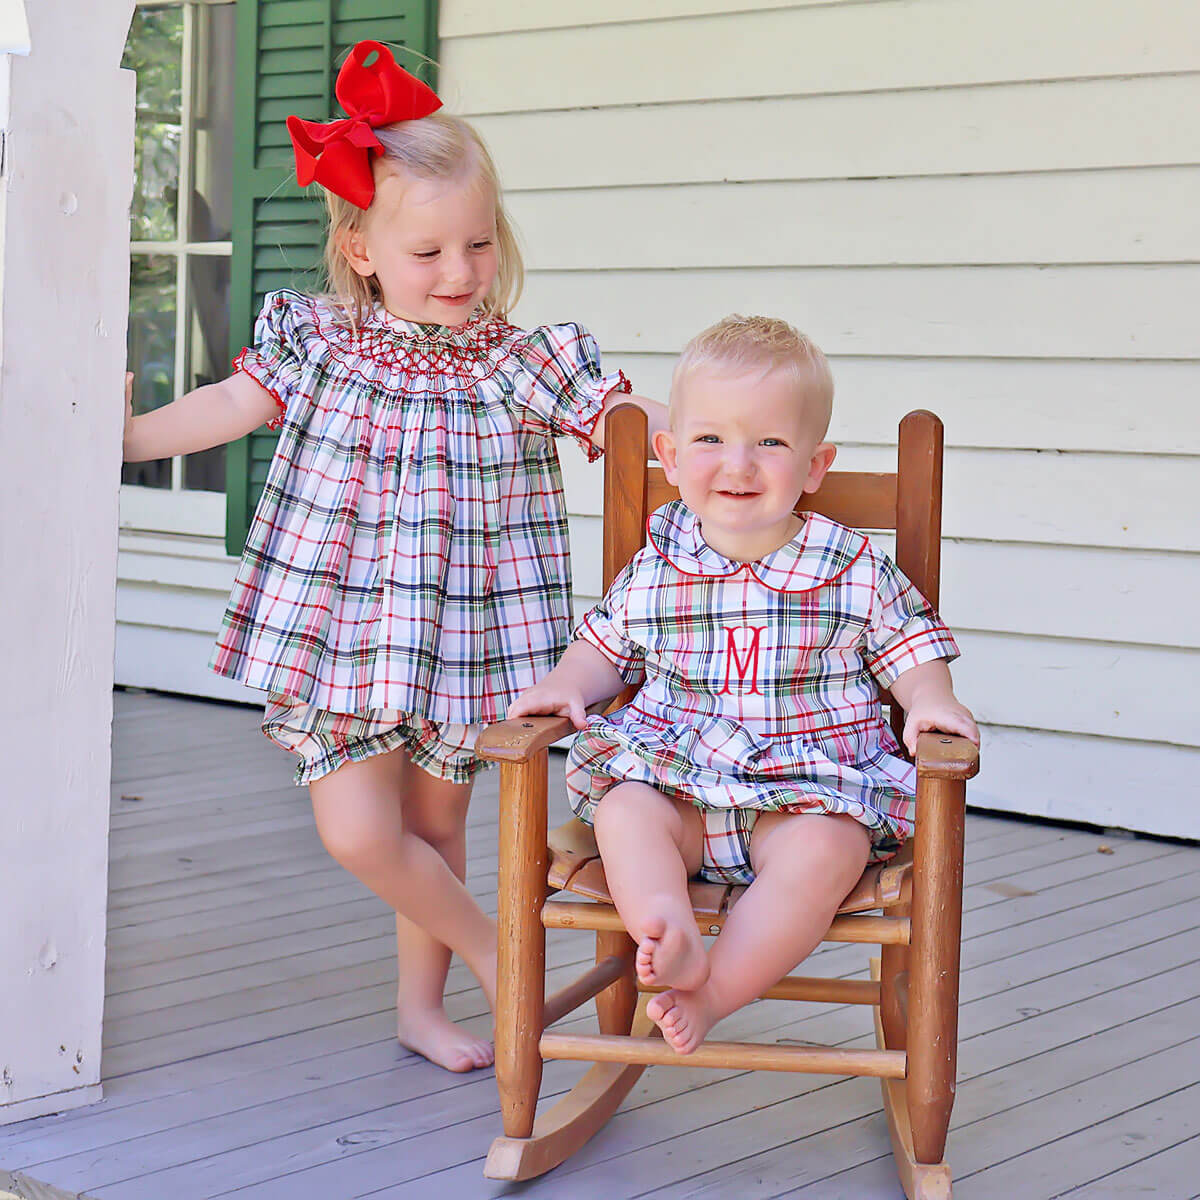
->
xmin=761 ymin=438 xmax=784 ymax=447
xmin=696 ymin=434 xmax=720 ymax=444
xmin=470 ymin=240 xmax=493 ymax=251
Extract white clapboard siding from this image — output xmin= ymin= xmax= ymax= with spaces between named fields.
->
xmin=516 ymin=266 xmax=1200 ymax=360
xmin=560 ymin=439 xmax=1199 ymax=553
xmin=440 ymin=0 xmax=843 ymax=38
xmin=477 ymin=75 xmax=1200 ymax=190
xmin=115 ymin=2 xmax=1200 ymax=836
xmin=509 ymin=169 xmax=1200 ymax=268
xmin=442 ymin=0 xmax=1200 ymax=114
xmin=565 ymin=515 xmax=1200 ymax=652
xmin=968 ymin=727 xmax=1200 ymax=840
xmin=607 ymin=356 xmax=1200 ymax=456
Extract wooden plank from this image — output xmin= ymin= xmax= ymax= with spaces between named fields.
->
xmin=511 ymin=168 xmax=1200 ymax=269
xmin=565 ymin=440 xmax=1200 ymax=552
xmin=568 ymin=517 xmax=1200 ymax=651
xmin=476 ymin=75 xmax=1200 ymax=189
xmin=444 ymin=0 xmax=1200 ymax=114
xmin=966 ymin=728 xmax=1200 ymax=840
xmin=516 ymin=265 xmax=1200 ymax=361
xmin=440 ymin=0 xmax=843 ymax=38
xmin=959 ymin=1079 xmax=1200 ymax=1198
xmin=596 ymin=355 xmax=1200 ymax=457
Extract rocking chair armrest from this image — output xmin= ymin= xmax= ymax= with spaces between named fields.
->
xmin=475 ymin=699 xmax=617 ymax=764
xmin=914 ymin=731 xmax=980 ymax=780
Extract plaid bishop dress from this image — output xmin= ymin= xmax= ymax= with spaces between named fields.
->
xmin=567 ymin=499 xmax=961 ymax=866
xmin=211 ymin=289 xmax=630 ymax=724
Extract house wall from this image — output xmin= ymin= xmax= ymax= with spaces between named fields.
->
xmin=114 ymin=0 xmax=1200 ymax=837
xmin=0 ymin=0 xmax=132 ymax=1122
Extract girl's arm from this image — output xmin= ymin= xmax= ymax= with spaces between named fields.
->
xmin=590 ymin=391 xmax=669 ymax=453
xmin=124 ymin=372 xmax=281 ymax=462
xmin=889 ymin=659 xmax=980 ymax=756
xmin=507 ymin=640 xmax=627 ymax=730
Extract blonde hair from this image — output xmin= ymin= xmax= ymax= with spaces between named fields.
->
xmin=321 ymin=111 xmax=523 ymax=325
xmin=670 ymin=314 xmax=834 ymax=437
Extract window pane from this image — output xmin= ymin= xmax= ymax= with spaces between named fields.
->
xmin=181 ymin=251 xmax=231 ymax=492
xmin=189 ymin=3 xmax=237 ymax=242
xmin=123 ymin=255 xmax=177 ymax=489
xmin=123 ymin=6 xmax=183 ymax=242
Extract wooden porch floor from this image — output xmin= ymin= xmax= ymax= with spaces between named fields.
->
xmin=2 ymin=690 xmax=1199 ymax=1199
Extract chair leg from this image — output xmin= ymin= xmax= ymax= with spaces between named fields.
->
xmin=879 ymin=898 xmax=910 ymax=1053
xmin=594 ymin=930 xmax=637 ymax=1035
xmin=907 ymin=776 xmax=965 ymax=1168
xmin=495 ymin=755 xmax=549 ymax=1140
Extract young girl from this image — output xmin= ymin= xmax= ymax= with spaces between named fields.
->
xmin=123 ymin=40 xmax=665 ymax=1073
xmin=509 ymin=315 xmax=978 ymax=1054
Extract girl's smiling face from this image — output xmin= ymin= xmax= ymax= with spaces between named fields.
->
xmin=652 ymin=364 xmax=837 ymax=562
xmin=339 ymin=167 xmax=499 ymax=325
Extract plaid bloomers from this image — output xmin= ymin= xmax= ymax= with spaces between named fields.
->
xmin=262 ymin=694 xmax=484 ymax=786
xmin=566 ymin=500 xmax=958 ymax=884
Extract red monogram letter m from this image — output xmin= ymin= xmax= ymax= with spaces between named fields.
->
xmin=719 ymin=625 xmax=766 ymax=695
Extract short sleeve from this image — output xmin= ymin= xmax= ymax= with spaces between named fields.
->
xmin=863 ymin=551 xmax=960 ymax=688
xmin=574 ymin=560 xmax=646 ymax=686
xmin=508 ymin=323 xmax=631 ymax=461
xmin=231 ymin=290 xmax=308 ymax=429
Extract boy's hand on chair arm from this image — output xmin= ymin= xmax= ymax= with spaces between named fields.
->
xmin=890 ymin=659 xmax=980 ymax=756
xmin=902 ymin=696 xmax=979 ymax=757
xmin=507 ymin=640 xmax=628 ymax=731
xmin=507 ymin=682 xmax=590 ymax=731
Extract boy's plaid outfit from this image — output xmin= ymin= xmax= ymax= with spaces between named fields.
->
xmin=567 ymin=500 xmax=960 ymax=882
xmin=212 ymin=290 xmax=627 ymax=777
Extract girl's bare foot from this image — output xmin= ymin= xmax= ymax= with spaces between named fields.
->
xmin=396 ymin=1007 xmax=493 ymax=1072
xmin=646 ymin=986 xmax=719 ymax=1055
xmin=636 ymin=914 xmax=709 ymax=991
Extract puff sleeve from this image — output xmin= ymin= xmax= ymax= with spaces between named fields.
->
xmin=507 ymin=323 xmax=631 ymax=461
xmin=862 ymin=551 xmax=961 ymax=688
xmin=231 ymin=290 xmax=308 ymax=429
xmin=573 ymin=559 xmax=646 ymax=686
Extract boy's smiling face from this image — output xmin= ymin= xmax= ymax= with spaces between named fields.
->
xmin=652 ymin=363 xmax=836 ymax=562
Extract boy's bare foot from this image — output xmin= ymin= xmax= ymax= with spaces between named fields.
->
xmin=646 ymin=986 xmax=719 ymax=1055
xmin=636 ymin=914 xmax=709 ymax=991
xmin=396 ymin=1007 xmax=493 ymax=1072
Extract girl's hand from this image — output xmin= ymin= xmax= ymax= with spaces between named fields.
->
xmin=507 ymin=682 xmax=590 ymax=731
xmin=901 ymin=697 xmax=980 ymax=757
xmin=123 ymin=373 xmax=135 ymax=453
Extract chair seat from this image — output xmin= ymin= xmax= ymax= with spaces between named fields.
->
xmin=547 ymin=817 xmax=912 ymax=918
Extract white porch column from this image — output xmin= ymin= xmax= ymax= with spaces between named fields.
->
xmin=0 ymin=0 xmax=133 ymax=1122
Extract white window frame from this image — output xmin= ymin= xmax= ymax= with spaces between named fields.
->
xmin=122 ymin=0 xmax=234 ymax=539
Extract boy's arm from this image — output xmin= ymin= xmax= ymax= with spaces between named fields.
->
xmin=124 ymin=372 xmax=281 ymax=462
xmin=508 ymin=640 xmax=627 ymax=730
xmin=889 ymin=659 xmax=980 ymax=756
xmin=590 ymin=391 xmax=669 ymax=452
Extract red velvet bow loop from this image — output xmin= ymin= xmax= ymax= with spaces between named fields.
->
xmin=286 ymin=40 xmax=443 ymax=209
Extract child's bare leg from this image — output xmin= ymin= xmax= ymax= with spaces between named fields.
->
xmin=649 ymin=811 xmax=870 ymax=1054
xmin=309 ymin=750 xmax=497 ymax=1072
xmin=392 ymin=758 xmax=495 ymax=1069
xmin=592 ymin=782 xmax=707 ymax=991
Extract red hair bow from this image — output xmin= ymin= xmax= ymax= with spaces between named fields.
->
xmin=286 ymin=40 xmax=442 ymax=209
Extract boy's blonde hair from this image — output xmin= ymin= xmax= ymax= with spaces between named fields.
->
xmin=670 ymin=314 xmax=834 ymax=437
xmin=321 ymin=111 xmax=523 ymax=326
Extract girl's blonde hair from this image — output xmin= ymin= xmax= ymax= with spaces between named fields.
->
xmin=321 ymin=111 xmax=524 ymax=325
xmin=670 ymin=314 xmax=834 ymax=436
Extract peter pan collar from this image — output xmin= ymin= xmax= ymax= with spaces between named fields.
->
xmin=646 ymin=499 xmax=869 ymax=594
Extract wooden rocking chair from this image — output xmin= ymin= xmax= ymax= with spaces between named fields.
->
xmin=476 ymin=406 xmax=980 ymax=1198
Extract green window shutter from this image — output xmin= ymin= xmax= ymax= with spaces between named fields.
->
xmin=225 ymin=0 xmax=439 ymax=556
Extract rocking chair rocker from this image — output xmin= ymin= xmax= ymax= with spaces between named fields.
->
xmin=476 ymin=405 xmax=979 ymax=1198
